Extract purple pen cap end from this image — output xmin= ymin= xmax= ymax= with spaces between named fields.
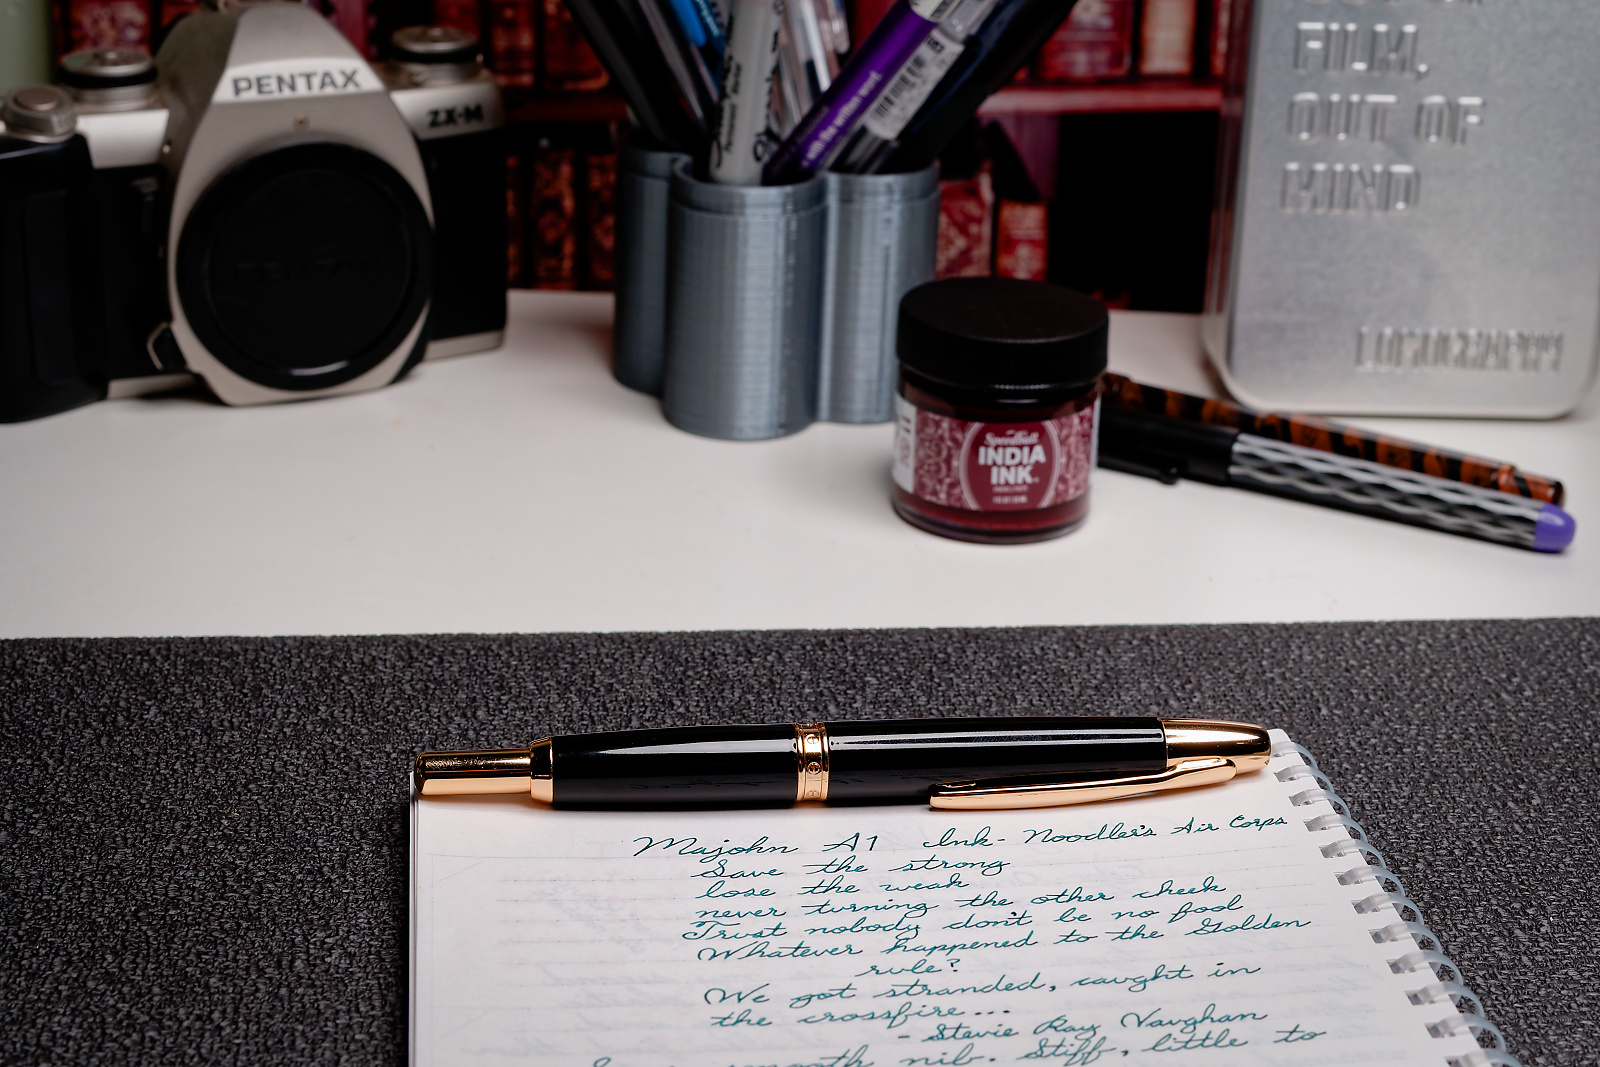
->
xmin=1532 ymin=503 xmax=1577 ymax=553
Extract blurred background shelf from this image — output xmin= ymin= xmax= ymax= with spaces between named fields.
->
xmin=505 ymin=90 xmax=630 ymax=125
xmin=506 ymin=81 xmax=1225 ymax=126
xmin=978 ymin=80 xmax=1222 ymax=117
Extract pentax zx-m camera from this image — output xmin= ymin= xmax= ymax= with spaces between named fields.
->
xmin=0 ymin=2 xmax=505 ymax=422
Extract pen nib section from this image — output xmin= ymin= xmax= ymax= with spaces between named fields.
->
xmin=928 ymin=757 xmax=1238 ymax=810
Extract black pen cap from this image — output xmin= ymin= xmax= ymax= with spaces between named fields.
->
xmin=897 ymin=278 xmax=1108 ymax=393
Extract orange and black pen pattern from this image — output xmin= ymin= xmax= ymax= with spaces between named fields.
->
xmin=1100 ymin=373 xmax=1565 ymax=506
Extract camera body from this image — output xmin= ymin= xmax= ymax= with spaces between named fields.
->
xmin=0 ymin=3 xmax=506 ymax=422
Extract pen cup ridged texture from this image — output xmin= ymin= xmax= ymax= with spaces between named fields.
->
xmin=662 ymin=161 xmax=827 ymax=439
xmin=818 ymin=167 xmax=939 ymax=424
xmin=613 ymin=139 xmax=689 ymax=396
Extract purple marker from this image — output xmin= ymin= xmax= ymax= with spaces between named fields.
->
xmin=762 ymin=0 xmax=961 ymax=184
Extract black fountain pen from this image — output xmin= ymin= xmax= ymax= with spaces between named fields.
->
xmin=415 ymin=718 xmax=1271 ymax=810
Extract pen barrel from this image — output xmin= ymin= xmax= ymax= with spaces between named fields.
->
xmin=552 ymin=724 xmax=798 ymax=806
xmin=823 ymin=716 xmax=1166 ymax=799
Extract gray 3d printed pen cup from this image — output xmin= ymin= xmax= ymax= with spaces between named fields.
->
xmin=818 ymin=166 xmax=938 ymax=423
xmin=662 ymin=160 xmax=827 ymax=439
xmin=613 ymin=138 xmax=688 ymax=395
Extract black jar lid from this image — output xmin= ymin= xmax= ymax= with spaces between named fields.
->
xmin=897 ymin=277 xmax=1108 ymax=391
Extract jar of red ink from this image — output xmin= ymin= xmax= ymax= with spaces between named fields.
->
xmin=891 ymin=277 xmax=1107 ymax=544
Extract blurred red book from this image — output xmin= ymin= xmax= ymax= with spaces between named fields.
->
xmin=530 ymin=142 xmax=578 ymax=288
xmin=1138 ymin=0 xmax=1196 ymax=77
xmin=1033 ymin=0 xmax=1134 ymax=82
xmin=488 ymin=0 xmax=538 ymax=88
xmin=56 ymin=0 xmax=150 ymax=56
xmin=935 ymin=169 xmax=994 ymax=279
xmin=542 ymin=0 xmax=607 ymax=90
xmin=507 ymin=151 xmax=527 ymax=286
xmin=583 ymin=150 xmax=617 ymax=288
xmin=994 ymin=201 xmax=1047 ymax=280
xmin=851 ymin=0 xmax=895 ymax=44
xmin=1208 ymin=0 xmax=1234 ymax=79
xmin=433 ymin=0 xmax=483 ymax=34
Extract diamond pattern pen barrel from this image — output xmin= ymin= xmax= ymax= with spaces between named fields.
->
xmin=1098 ymin=404 xmax=1577 ymax=552
xmin=415 ymin=718 xmax=1272 ymax=808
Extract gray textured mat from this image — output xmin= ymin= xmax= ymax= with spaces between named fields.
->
xmin=1 ymin=620 xmax=1596 ymax=1066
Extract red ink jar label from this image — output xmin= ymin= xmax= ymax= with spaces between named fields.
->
xmin=892 ymin=395 xmax=1099 ymax=512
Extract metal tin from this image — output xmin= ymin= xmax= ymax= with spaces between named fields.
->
xmin=662 ymin=161 xmax=827 ymax=440
xmin=819 ymin=166 xmax=939 ymax=424
xmin=1203 ymin=0 xmax=1600 ymax=417
xmin=613 ymin=138 xmax=688 ymax=395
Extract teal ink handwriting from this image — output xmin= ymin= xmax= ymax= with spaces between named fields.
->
xmin=1018 ymin=1035 xmax=1117 ymax=1063
xmin=1023 ymin=824 xmax=1155 ymax=845
xmin=1171 ymin=818 xmax=1218 ymax=834
xmin=922 ymin=826 xmax=997 ymax=849
xmin=923 ymin=1022 xmax=1018 ymax=1042
xmin=882 ymin=931 xmax=1037 ymax=957
xmin=789 ymin=984 xmax=858 ymax=1009
xmin=879 ymin=874 xmax=968 ymax=893
xmin=1032 ymin=887 xmax=1114 ymax=905
xmin=698 ymin=940 xmax=862 ymax=961
xmin=799 ymin=1003 xmax=960 ymax=1030
xmin=1186 ymin=914 xmax=1310 ymax=936
xmin=1132 ymin=877 xmax=1224 ymax=900
xmin=1071 ymin=963 xmax=1193 ymax=994
xmin=820 ymin=833 xmax=878 ymax=852
xmin=899 ymin=1041 xmax=981 ymax=1066
xmin=632 ymin=835 xmax=797 ymax=861
xmin=955 ymin=891 xmax=1013 ymax=908
xmin=943 ymin=910 xmax=1031 ymax=931
xmin=696 ymin=881 xmax=776 ymax=899
xmin=804 ymin=900 xmax=934 ymax=919
xmin=705 ymin=984 xmax=771 ymax=1005
xmin=1144 ymin=1028 xmax=1246 ymax=1051
xmin=875 ymin=973 xmax=1047 ymax=999
xmin=1273 ymin=1024 xmax=1325 ymax=1043
xmin=711 ymin=1008 xmax=772 ymax=1027
xmin=1167 ymin=896 xmax=1242 ymax=924
xmin=885 ymin=856 xmax=1008 ymax=878
xmin=1229 ymin=815 xmax=1287 ymax=832
xmin=684 ymin=921 xmax=789 ymax=941
xmin=1120 ymin=1004 xmax=1267 ymax=1035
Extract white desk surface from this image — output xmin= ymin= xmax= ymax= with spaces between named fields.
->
xmin=2 ymin=290 xmax=1595 ymax=638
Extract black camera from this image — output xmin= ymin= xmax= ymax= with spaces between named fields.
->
xmin=0 ymin=3 xmax=506 ymax=422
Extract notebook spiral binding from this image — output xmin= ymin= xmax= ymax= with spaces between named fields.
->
xmin=1270 ymin=741 xmax=1523 ymax=1067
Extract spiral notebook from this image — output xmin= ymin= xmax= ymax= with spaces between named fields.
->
xmin=409 ymin=730 xmax=1518 ymax=1066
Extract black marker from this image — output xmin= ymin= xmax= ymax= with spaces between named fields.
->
xmin=872 ymin=0 xmax=1081 ymax=174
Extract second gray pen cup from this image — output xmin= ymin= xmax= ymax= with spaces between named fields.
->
xmin=613 ymin=138 xmax=688 ymax=395
xmin=662 ymin=162 xmax=828 ymax=440
xmin=819 ymin=167 xmax=940 ymax=424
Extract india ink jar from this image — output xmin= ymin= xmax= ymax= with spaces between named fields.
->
xmin=892 ymin=277 xmax=1108 ymax=544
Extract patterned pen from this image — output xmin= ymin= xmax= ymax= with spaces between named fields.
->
xmin=1101 ymin=372 xmax=1566 ymax=506
xmin=1099 ymin=405 xmax=1577 ymax=552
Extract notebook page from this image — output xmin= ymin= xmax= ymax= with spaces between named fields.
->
xmin=411 ymin=731 xmax=1482 ymax=1066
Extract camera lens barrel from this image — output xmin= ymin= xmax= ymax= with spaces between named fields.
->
xmin=3 ymin=85 xmax=77 ymax=142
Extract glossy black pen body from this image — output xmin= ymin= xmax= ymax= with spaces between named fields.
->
xmin=415 ymin=716 xmax=1272 ymax=809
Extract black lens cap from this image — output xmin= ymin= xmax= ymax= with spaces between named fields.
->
xmin=897 ymin=277 xmax=1109 ymax=391
xmin=177 ymin=141 xmax=433 ymax=391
